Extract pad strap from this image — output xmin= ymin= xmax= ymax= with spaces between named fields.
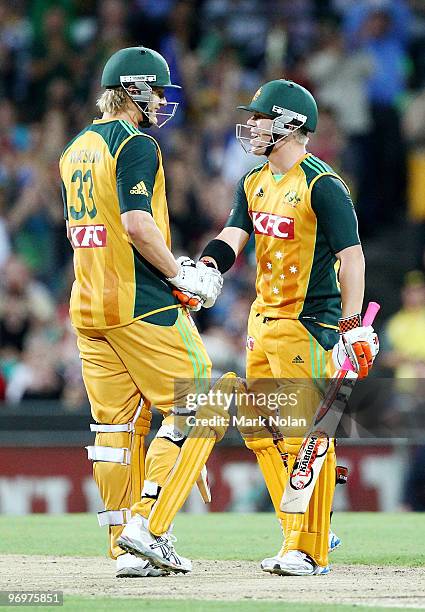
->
xmin=89 ymin=402 xmax=146 ymax=434
xmin=90 ymin=423 xmax=134 ymax=433
xmin=97 ymin=508 xmax=132 ymax=527
xmin=86 ymin=445 xmax=131 ymax=465
xmin=141 ymin=480 xmax=160 ymax=499
xmin=156 ymin=423 xmax=186 ymax=445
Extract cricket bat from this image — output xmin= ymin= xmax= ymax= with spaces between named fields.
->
xmin=280 ymin=301 xmax=380 ymax=513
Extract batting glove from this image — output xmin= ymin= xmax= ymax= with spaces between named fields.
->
xmin=332 ymin=314 xmax=379 ymax=378
xmin=196 ymin=261 xmax=223 ymax=308
xmin=167 ymin=257 xmax=223 ymax=309
xmin=167 ymin=256 xmax=201 ymax=291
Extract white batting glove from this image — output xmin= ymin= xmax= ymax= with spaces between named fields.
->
xmin=195 ymin=261 xmax=223 ymax=308
xmin=167 ymin=257 xmax=223 ymax=309
xmin=167 ymin=256 xmax=201 ymax=293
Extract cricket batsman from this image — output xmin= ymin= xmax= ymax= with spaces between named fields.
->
xmin=59 ymin=46 xmax=230 ymax=578
xmin=186 ymin=80 xmax=379 ymax=575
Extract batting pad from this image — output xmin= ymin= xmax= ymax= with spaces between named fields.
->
xmin=244 ymin=437 xmax=288 ymax=521
xmin=281 ymin=437 xmax=336 ymax=567
xmin=90 ymin=402 xmax=152 ymax=559
xmin=148 ymin=373 xmax=244 ymax=536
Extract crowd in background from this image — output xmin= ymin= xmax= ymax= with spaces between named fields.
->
xmin=1 ymin=0 xmax=425 ymax=411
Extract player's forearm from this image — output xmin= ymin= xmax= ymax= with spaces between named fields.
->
xmin=200 ymin=227 xmax=249 ymax=271
xmin=337 ymin=245 xmax=365 ymax=317
xmin=215 ymin=227 xmax=249 ymax=257
xmin=134 ymin=233 xmax=178 ymax=277
xmin=122 ymin=211 xmax=178 ymax=278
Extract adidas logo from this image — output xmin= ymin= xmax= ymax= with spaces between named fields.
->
xmin=130 ymin=181 xmax=148 ymax=196
xmin=292 ymin=355 xmax=304 ymax=364
xmin=256 ymin=188 xmax=264 ymax=197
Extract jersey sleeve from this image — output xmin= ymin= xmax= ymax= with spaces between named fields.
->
xmin=311 ymin=175 xmax=360 ymax=253
xmin=116 ymin=135 xmax=158 ymax=214
xmin=225 ymin=174 xmax=253 ymax=234
xmin=61 ymin=179 xmax=68 ymax=220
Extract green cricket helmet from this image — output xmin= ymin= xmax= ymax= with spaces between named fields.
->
xmin=101 ymin=46 xmax=181 ymax=128
xmin=236 ymin=79 xmax=318 ymax=153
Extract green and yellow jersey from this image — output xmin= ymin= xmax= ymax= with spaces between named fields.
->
xmin=60 ymin=118 xmax=179 ymax=329
xmin=226 ymin=153 xmax=360 ymax=327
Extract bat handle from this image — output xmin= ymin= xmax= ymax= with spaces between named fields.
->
xmin=362 ymin=301 xmax=380 ymax=326
xmin=172 ymin=289 xmax=201 ymax=309
xmin=342 ymin=301 xmax=381 ymax=371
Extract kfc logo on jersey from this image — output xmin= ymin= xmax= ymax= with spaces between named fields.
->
xmin=71 ymin=224 xmax=107 ymax=248
xmin=251 ymin=211 xmax=294 ymax=239
xmin=246 ymin=336 xmax=255 ymax=351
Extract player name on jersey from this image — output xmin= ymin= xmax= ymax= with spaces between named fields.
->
xmin=70 ymin=149 xmax=102 ymax=163
xmin=251 ymin=211 xmax=295 ymax=239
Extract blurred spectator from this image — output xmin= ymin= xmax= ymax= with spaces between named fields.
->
xmin=0 ymin=0 xmax=424 ymax=408
xmin=0 ymin=256 xmax=55 ymax=357
xmin=0 ymin=0 xmax=31 ymax=103
xmin=5 ymin=334 xmax=64 ymax=403
xmin=0 ymin=188 xmax=11 ymax=269
xmin=305 ymin=24 xmax=373 ymax=193
xmin=408 ymin=0 xmax=425 ymax=89
xmin=28 ymin=6 xmax=74 ymax=121
xmin=402 ymin=445 xmax=425 ymax=511
xmin=382 ymin=270 xmax=425 ymax=379
xmin=7 ymin=159 xmax=69 ymax=283
xmin=403 ymin=86 xmax=425 ymax=268
xmin=380 ymin=270 xmax=425 ymax=434
xmin=308 ymin=106 xmax=346 ymax=169
xmin=166 ymin=153 xmax=213 ymax=255
xmin=342 ymin=1 xmax=411 ymax=233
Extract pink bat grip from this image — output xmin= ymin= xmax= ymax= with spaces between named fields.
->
xmin=342 ymin=301 xmax=381 ymax=371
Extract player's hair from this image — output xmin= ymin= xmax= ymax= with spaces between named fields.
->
xmin=293 ymin=128 xmax=309 ymax=145
xmin=96 ymin=88 xmax=129 ymax=113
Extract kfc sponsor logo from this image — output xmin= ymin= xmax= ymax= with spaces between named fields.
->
xmin=251 ymin=211 xmax=294 ymax=239
xmin=246 ymin=336 xmax=255 ymax=351
xmin=71 ymin=225 xmax=107 ymax=248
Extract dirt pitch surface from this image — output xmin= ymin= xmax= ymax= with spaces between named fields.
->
xmin=1 ymin=555 xmax=424 ymax=608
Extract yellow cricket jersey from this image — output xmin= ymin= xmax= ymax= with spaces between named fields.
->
xmin=226 ymin=153 xmax=360 ymax=326
xmin=60 ymin=118 xmax=179 ymax=329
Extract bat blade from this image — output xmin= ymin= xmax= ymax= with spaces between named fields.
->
xmin=280 ymin=370 xmax=357 ymax=513
xmin=280 ymin=301 xmax=380 ymax=514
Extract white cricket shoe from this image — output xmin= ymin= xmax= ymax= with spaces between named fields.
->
xmin=328 ymin=530 xmax=341 ymax=553
xmin=117 ymin=514 xmax=192 ymax=574
xmin=116 ymin=553 xmax=167 ymax=578
xmin=261 ymin=550 xmax=330 ymax=576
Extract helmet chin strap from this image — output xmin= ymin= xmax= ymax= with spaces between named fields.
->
xmin=137 ymin=103 xmax=154 ymax=128
xmin=264 ymin=138 xmax=276 ymax=157
xmin=264 ymin=132 xmax=289 ymax=157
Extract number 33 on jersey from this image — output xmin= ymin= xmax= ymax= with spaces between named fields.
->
xmin=60 ymin=119 xmax=177 ymax=329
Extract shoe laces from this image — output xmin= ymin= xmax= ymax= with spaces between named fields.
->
xmin=165 ymin=523 xmax=177 ymax=545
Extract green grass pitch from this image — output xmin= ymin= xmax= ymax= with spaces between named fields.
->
xmin=0 ymin=512 xmax=423 ymax=611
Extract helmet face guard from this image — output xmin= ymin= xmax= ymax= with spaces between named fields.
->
xmin=236 ymin=108 xmax=307 ymax=153
xmin=120 ymin=75 xmax=179 ymax=128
